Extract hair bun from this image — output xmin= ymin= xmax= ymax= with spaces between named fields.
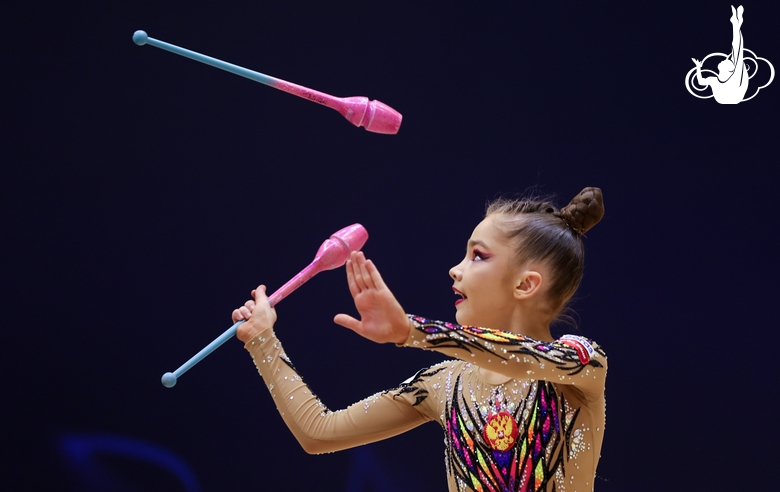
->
xmin=559 ymin=187 xmax=604 ymax=235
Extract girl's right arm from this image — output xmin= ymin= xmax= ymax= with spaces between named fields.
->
xmin=235 ymin=286 xmax=434 ymax=454
xmin=331 ymin=253 xmax=606 ymax=400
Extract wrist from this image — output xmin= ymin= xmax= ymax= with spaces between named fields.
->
xmin=237 ymin=320 xmax=274 ymax=344
xmin=393 ymin=318 xmax=413 ymax=345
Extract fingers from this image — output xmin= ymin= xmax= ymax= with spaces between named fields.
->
xmin=253 ymin=285 xmax=268 ymax=303
xmin=250 ymin=285 xmax=276 ymax=319
xmin=357 ymin=255 xmax=375 ymax=290
xmin=346 ymin=257 xmax=360 ymax=297
xmin=351 ymin=251 xmax=379 ymax=290
xmin=364 ymin=258 xmax=387 ymax=290
xmin=346 ymin=251 xmax=384 ymax=293
xmin=232 ymin=296 xmax=258 ymax=322
xmin=333 ymin=313 xmax=361 ymax=333
xmin=351 ymin=252 xmax=368 ymax=291
xmin=235 ymin=285 xmax=277 ymax=342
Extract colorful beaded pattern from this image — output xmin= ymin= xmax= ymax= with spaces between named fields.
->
xmin=407 ymin=316 xmax=605 ymax=491
xmin=409 ymin=316 xmax=604 ymax=376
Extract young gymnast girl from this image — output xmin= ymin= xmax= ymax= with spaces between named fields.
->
xmin=233 ymin=187 xmax=607 ymax=492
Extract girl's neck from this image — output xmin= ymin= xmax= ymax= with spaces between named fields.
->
xmin=505 ymin=306 xmax=554 ymax=342
xmin=515 ymin=323 xmax=554 ymax=342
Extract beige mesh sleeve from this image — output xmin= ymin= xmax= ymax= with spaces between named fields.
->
xmin=245 ymin=330 xmax=435 ymax=454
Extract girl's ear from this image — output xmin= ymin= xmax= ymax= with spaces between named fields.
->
xmin=514 ymin=270 xmax=543 ymax=300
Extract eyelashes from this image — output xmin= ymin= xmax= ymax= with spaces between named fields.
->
xmin=471 ymin=249 xmax=489 ymax=261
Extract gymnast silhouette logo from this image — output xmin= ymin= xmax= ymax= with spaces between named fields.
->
xmin=685 ymin=5 xmax=774 ymax=104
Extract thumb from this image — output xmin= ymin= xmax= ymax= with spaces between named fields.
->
xmin=333 ymin=313 xmax=361 ymax=333
xmin=253 ymin=285 xmax=267 ymax=302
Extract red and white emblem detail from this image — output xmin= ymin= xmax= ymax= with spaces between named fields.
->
xmin=559 ymin=335 xmax=595 ymax=365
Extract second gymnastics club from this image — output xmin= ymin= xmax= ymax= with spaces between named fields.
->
xmin=161 ymin=223 xmax=369 ymax=388
xmin=133 ymin=30 xmax=402 ymax=134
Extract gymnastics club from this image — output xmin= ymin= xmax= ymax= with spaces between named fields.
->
xmin=161 ymin=223 xmax=369 ymax=388
xmin=133 ymin=30 xmax=402 ymax=134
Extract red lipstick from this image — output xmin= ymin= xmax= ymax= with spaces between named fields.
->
xmin=453 ymin=287 xmax=466 ymax=306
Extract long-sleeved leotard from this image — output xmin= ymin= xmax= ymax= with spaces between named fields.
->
xmin=245 ymin=315 xmax=607 ymax=492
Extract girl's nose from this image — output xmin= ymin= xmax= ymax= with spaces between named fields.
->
xmin=449 ymin=264 xmax=462 ymax=281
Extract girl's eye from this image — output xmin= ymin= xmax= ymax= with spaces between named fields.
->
xmin=472 ymin=249 xmax=487 ymax=261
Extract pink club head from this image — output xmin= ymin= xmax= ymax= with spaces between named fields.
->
xmin=338 ymin=97 xmax=402 ymax=135
xmin=313 ymin=223 xmax=369 ymax=271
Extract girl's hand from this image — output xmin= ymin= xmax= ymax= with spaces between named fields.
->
xmin=333 ymin=252 xmax=411 ymax=344
xmin=692 ymin=58 xmax=702 ymax=67
xmin=236 ymin=285 xmax=277 ymax=343
xmin=232 ymin=293 xmax=256 ymax=323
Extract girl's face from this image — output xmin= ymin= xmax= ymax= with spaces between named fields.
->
xmin=449 ymin=215 xmax=520 ymax=331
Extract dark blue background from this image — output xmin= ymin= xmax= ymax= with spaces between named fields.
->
xmin=4 ymin=1 xmax=778 ymax=490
